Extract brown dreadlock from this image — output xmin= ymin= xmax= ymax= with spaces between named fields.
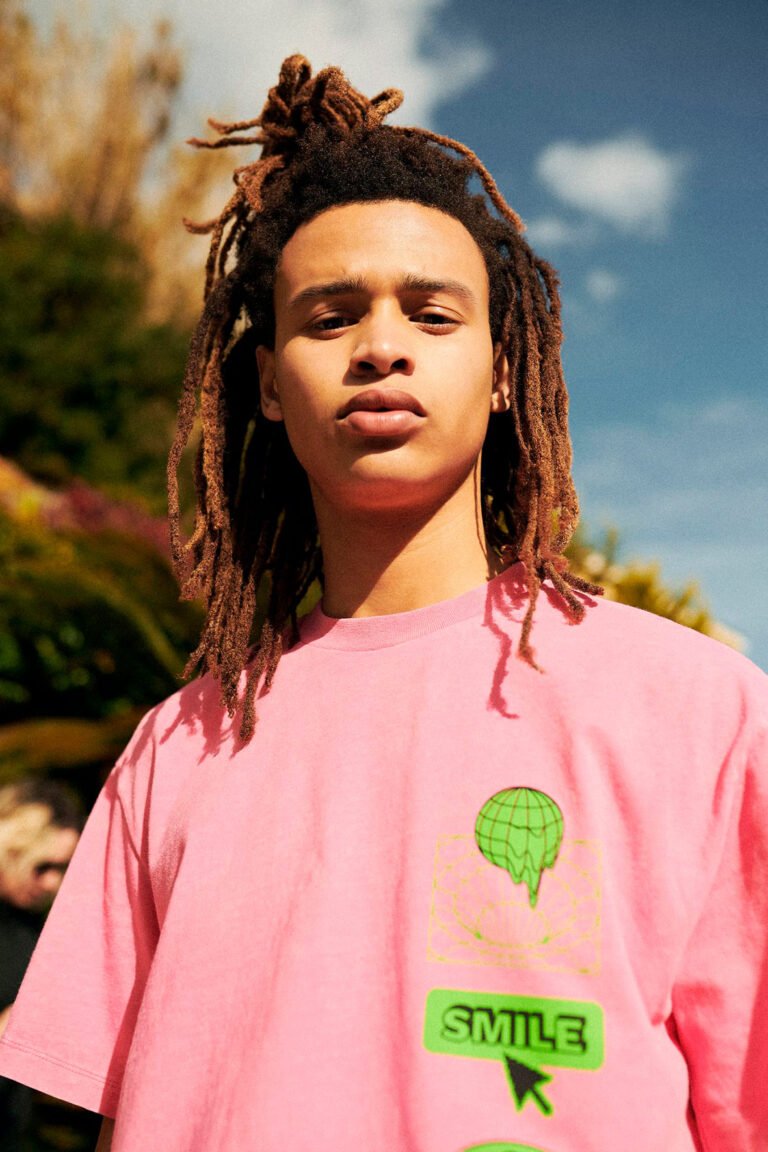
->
xmin=168 ymin=54 xmax=601 ymax=739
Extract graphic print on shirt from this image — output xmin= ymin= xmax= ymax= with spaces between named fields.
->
xmin=475 ymin=789 xmax=564 ymax=908
xmin=424 ymin=987 xmax=605 ymax=1116
xmin=427 ymin=787 xmax=601 ymax=975
xmin=461 ymin=1143 xmax=550 ymax=1152
xmin=425 ymin=789 xmax=604 ymax=1118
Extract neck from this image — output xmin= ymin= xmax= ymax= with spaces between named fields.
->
xmin=314 ymin=470 xmax=504 ymax=619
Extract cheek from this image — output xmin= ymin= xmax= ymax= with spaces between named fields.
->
xmin=276 ymin=375 xmax=334 ymax=478
xmin=442 ymin=343 xmax=495 ymax=428
xmin=277 ymin=342 xmax=332 ymax=413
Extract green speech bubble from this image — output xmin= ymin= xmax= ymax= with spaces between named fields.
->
xmin=424 ymin=988 xmax=604 ymax=1071
xmin=462 ymin=1144 xmax=549 ymax=1152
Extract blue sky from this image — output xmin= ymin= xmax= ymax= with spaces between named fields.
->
xmin=46 ymin=0 xmax=768 ymax=668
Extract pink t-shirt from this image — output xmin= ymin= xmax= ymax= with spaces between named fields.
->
xmin=1 ymin=565 xmax=766 ymax=1151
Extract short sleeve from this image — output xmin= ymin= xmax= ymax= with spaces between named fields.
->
xmin=0 ymin=715 xmax=160 ymax=1116
xmin=671 ymin=704 xmax=768 ymax=1149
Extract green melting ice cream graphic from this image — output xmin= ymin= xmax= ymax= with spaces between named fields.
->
xmin=475 ymin=787 xmax=564 ymax=908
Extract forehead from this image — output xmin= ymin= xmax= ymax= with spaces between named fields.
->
xmin=275 ymin=200 xmax=489 ymax=302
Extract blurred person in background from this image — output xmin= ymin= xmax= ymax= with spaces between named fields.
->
xmin=0 ymin=779 xmax=83 ymax=1149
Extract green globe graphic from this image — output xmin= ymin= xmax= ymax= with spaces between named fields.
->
xmin=475 ymin=788 xmax=564 ymax=908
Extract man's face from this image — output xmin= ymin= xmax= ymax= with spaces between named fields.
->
xmin=0 ymin=805 xmax=79 ymax=912
xmin=257 ymin=200 xmax=508 ymax=517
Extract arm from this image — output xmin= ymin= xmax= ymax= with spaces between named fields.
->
xmin=0 ymin=717 xmax=160 ymax=1116
xmin=671 ymin=713 xmax=768 ymax=1145
xmin=95 ymin=1117 xmax=115 ymax=1151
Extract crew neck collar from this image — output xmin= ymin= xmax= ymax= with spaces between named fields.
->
xmin=297 ymin=562 xmax=528 ymax=651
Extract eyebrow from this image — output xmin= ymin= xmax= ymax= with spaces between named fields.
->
xmin=288 ymin=273 xmax=479 ymax=309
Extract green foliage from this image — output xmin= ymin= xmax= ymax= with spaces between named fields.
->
xmin=0 ymin=486 xmax=203 ymax=782
xmin=0 ymin=514 xmax=192 ymax=720
xmin=0 ymin=207 xmax=189 ymax=511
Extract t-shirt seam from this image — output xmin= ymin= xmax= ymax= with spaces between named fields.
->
xmin=297 ymin=606 xmax=497 ymax=651
xmin=0 ymin=1035 xmax=121 ymax=1088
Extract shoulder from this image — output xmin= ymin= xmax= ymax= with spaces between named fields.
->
xmin=106 ymin=673 xmax=234 ymax=823
xmin=534 ymin=585 xmax=768 ymax=725
xmin=119 ymin=670 xmax=236 ymax=762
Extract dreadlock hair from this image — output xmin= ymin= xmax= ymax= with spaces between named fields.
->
xmin=168 ymin=54 xmax=601 ymax=740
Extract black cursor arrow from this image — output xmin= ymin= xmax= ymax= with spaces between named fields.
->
xmin=502 ymin=1055 xmax=553 ymax=1116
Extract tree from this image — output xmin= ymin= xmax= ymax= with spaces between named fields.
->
xmin=0 ymin=4 xmax=220 ymax=801
xmin=0 ymin=457 xmax=202 ymax=794
xmin=0 ymin=0 xmax=232 ymax=325
xmin=0 ymin=2 xmax=239 ymax=503
xmin=0 ymin=208 xmax=190 ymax=507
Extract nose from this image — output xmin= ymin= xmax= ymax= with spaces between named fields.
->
xmin=38 ymin=868 xmax=65 ymax=896
xmin=349 ymin=311 xmax=415 ymax=378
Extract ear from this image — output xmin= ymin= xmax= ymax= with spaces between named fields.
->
xmin=256 ymin=345 xmax=283 ymax=422
xmin=490 ymin=343 xmax=511 ymax=414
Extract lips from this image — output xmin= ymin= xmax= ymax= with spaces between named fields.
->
xmin=336 ymin=388 xmax=426 ymax=420
xmin=336 ymin=388 xmax=427 ymax=439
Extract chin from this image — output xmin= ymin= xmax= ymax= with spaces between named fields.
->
xmin=334 ymin=469 xmax=440 ymax=509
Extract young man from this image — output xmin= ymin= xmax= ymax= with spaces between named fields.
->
xmin=0 ymin=57 xmax=766 ymax=1152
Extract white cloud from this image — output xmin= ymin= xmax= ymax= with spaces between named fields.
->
xmin=524 ymin=215 xmax=596 ymax=248
xmin=110 ymin=0 xmax=492 ymax=131
xmin=584 ymin=268 xmax=622 ymax=303
xmin=535 ymin=133 xmax=690 ymax=236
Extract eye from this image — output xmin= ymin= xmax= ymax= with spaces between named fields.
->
xmin=311 ymin=314 xmax=355 ymax=333
xmin=413 ymin=310 xmax=460 ymax=331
